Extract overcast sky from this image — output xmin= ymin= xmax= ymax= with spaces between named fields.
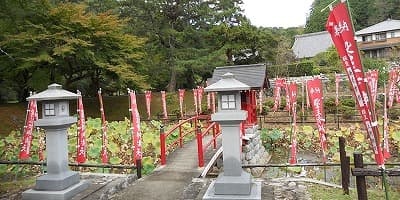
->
xmin=241 ymin=0 xmax=315 ymax=28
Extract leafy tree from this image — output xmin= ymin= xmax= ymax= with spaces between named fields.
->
xmin=120 ymin=0 xmax=275 ymax=91
xmin=304 ymin=0 xmax=331 ymax=33
xmin=0 ymin=2 xmax=146 ymax=99
xmin=305 ymin=0 xmax=400 ymax=33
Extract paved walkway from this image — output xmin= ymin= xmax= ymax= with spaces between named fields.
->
xmin=113 ymin=135 xmax=220 ymax=200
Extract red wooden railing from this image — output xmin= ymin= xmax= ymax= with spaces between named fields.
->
xmin=196 ymin=122 xmax=221 ymax=167
xmin=160 ymin=116 xmax=207 ymax=165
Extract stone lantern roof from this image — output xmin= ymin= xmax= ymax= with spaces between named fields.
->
xmin=205 ymin=73 xmax=250 ymax=92
xmin=27 ymin=83 xmax=79 ymax=101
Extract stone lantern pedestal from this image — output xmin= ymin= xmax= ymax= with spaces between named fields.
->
xmin=22 ymin=84 xmax=89 ymax=200
xmin=203 ymin=73 xmax=261 ymax=200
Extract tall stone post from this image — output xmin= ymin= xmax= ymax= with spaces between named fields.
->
xmin=203 ymin=73 xmax=261 ymax=200
xmin=22 ymin=83 xmax=89 ymax=200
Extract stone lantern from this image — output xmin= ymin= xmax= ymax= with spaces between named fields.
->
xmin=203 ymin=73 xmax=261 ymax=200
xmin=22 ymin=83 xmax=89 ymax=200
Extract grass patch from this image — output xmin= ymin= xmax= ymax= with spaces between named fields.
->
xmin=0 ymin=176 xmax=35 ymax=195
xmin=308 ymin=184 xmax=400 ymax=200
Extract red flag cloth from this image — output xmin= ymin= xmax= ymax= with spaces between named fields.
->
xmin=396 ymin=68 xmax=400 ymax=103
xmin=193 ymin=89 xmax=198 ymax=115
xmin=366 ymin=70 xmax=379 ymax=109
xmin=383 ymin=86 xmax=391 ymax=159
xmin=76 ymin=91 xmax=87 ymax=163
xmin=259 ymin=90 xmax=263 ymax=114
xmin=388 ymin=69 xmax=399 ymax=108
xmin=128 ymin=90 xmax=142 ymax=163
xmin=145 ymin=91 xmax=152 ymax=120
xmin=307 ymin=78 xmax=328 ymax=162
xmin=288 ymin=82 xmax=297 ymax=164
xmin=272 ymin=79 xmax=284 ymax=111
xmin=178 ymin=89 xmax=185 ymax=118
xmin=197 ymin=86 xmax=204 ymax=114
xmin=335 ymin=73 xmax=341 ymax=106
xmin=206 ymin=81 xmax=211 ymax=110
xmin=326 ymin=2 xmax=384 ymax=166
xmin=98 ymin=89 xmax=108 ymax=164
xmin=285 ymin=83 xmax=291 ymax=112
xmin=19 ymin=99 xmax=37 ymax=159
xmin=161 ymin=91 xmax=168 ymax=119
xmin=305 ymin=79 xmax=310 ymax=109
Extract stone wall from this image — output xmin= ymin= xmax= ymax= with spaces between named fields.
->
xmin=242 ymin=125 xmax=270 ymax=177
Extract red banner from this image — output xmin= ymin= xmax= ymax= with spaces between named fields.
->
xmin=259 ymin=90 xmax=263 ymax=114
xmin=19 ymin=98 xmax=37 ymax=159
xmin=307 ymin=78 xmax=328 ymax=162
xmin=396 ymin=68 xmax=400 ymax=103
xmin=76 ymin=91 xmax=87 ymax=163
xmin=289 ymin=82 xmax=297 ymax=164
xmin=335 ymin=73 xmax=341 ymax=106
xmin=272 ymin=78 xmax=284 ymax=111
xmin=98 ymin=89 xmax=108 ymax=164
xmin=366 ymin=70 xmax=379 ymax=109
xmin=388 ymin=68 xmax=399 ymax=108
xmin=193 ymin=89 xmax=198 ymax=116
xmin=178 ymin=89 xmax=185 ymax=118
xmin=161 ymin=91 xmax=168 ymax=119
xmin=128 ymin=90 xmax=142 ymax=163
xmin=285 ymin=83 xmax=290 ymax=112
xmin=145 ymin=91 xmax=152 ymax=120
xmin=383 ymin=85 xmax=391 ymax=159
xmin=326 ymin=2 xmax=384 ymax=166
xmin=197 ymin=86 xmax=204 ymax=114
xmin=206 ymin=81 xmax=211 ymax=110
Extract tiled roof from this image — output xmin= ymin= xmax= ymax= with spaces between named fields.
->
xmin=356 ymin=19 xmax=400 ymax=35
xmin=292 ymin=31 xmax=333 ymax=58
xmin=208 ymin=64 xmax=268 ymax=89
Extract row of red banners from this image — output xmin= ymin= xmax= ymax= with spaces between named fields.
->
xmin=281 ymin=78 xmax=328 ymax=164
xmin=19 ymin=87 xmax=221 ymax=163
xmin=327 ymin=2 xmax=383 ymax=166
xmin=144 ymin=87 xmax=216 ymax=120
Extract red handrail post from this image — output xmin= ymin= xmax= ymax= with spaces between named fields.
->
xmin=212 ymin=124 xmax=217 ymax=149
xmin=179 ymin=125 xmax=183 ymax=148
xmin=196 ymin=125 xmax=204 ymax=167
xmin=160 ymin=125 xmax=166 ymax=165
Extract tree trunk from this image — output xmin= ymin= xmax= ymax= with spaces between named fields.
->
xmin=167 ymin=65 xmax=177 ymax=92
xmin=166 ymin=21 xmax=176 ymax=92
xmin=226 ymin=48 xmax=233 ymax=64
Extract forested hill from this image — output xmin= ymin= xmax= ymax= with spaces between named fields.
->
xmin=0 ymin=0 xmax=397 ymax=102
xmin=305 ymin=0 xmax=400 ymax=33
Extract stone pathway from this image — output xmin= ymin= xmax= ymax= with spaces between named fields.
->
xmin=111 ymin=135 xmax=220 ymax=200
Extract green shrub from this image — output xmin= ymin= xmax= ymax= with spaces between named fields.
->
xmin=342 ymin=106 xmax=356 ymax=119
xmin=341 ymin=98 xmax=355 ymax=107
